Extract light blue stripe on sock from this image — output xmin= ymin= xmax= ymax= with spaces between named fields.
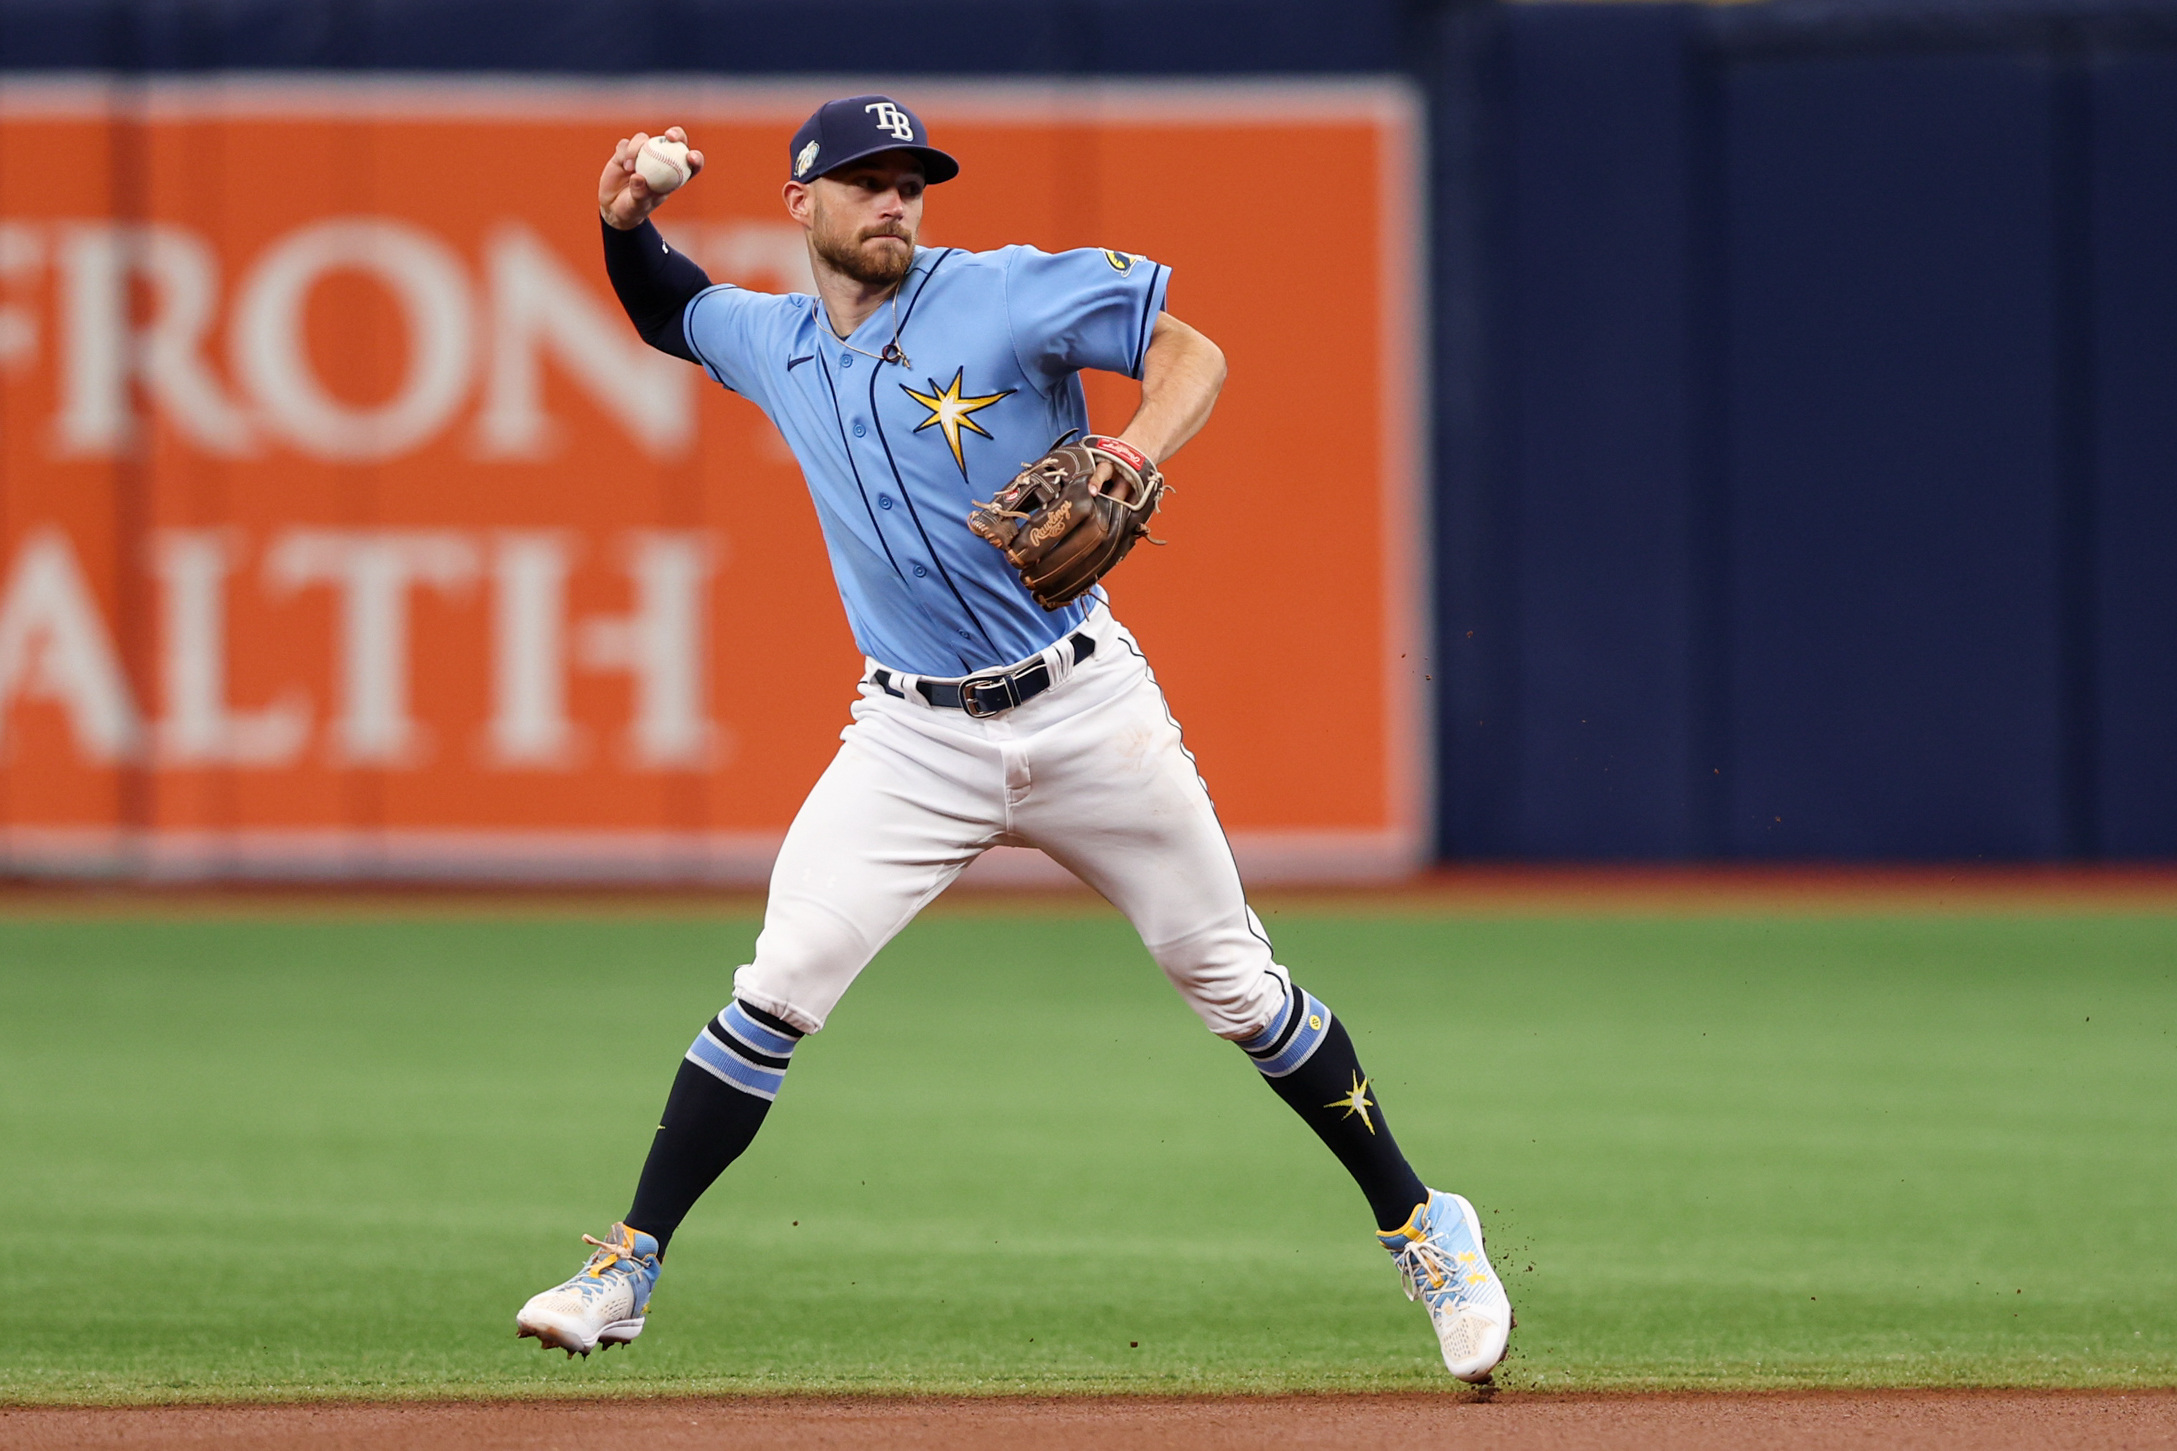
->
xmin=685 ymin=1029 xmax=786 ymax=1100
xmin=722 ymin=1001 xmax=800 ymax=1058
xmin=1250 ymin=991 xmax=1331 ymax=1078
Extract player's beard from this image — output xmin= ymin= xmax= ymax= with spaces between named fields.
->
xmin=811 ymin=212 xmax=916 ymax=288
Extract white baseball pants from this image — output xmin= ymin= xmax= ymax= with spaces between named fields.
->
xmin=731 ymin=606 xmax=1292 ymax=1041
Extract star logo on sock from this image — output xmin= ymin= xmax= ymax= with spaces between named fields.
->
xmin=1324 ymin=1071 xmax=1376 ymax=1134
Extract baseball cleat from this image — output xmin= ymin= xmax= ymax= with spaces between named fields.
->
xmin=1378 ymin=1190 xmax=1513 ymax=1383
xmin=515 ymin=1222 xmax=660 ymax=1357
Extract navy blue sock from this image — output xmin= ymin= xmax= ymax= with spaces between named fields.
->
xmin=625 ymin=1000 xmax=802 ymax=1255
xmin=1238 ymin=983 xmax=1430 ymax=1232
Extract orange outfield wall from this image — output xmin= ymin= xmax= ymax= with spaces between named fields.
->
xmin=0 ymin=78 xmax=1424 ymax=882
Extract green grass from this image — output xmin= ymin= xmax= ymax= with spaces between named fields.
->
xmin=1 ymin=907 xmax=2173 ymax=1403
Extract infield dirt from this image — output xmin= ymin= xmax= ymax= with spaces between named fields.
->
xmin=6 ymin=1390 xmax=2175 ymax=1450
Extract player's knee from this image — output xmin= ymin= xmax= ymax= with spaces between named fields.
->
xmin=1150 ymin=930 xmax=1290 ymax=1040
xmin=731 ymin=896 xmax=881 ymax=1034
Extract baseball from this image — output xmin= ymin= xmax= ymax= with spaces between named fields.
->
xmin=635 ymin=136 xmax=691 ymax=194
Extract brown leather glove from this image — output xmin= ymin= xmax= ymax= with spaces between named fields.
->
xmin=967 ymin=434 xmax=1167 ymax=610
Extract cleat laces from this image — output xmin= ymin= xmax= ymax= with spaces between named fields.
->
xmin=564 ymin=1230 xmax=653 ymax=1300
xmin=580 ymin=1232 xmax=636 ymax=1273
xmin=1391 ymin=1235 xmax=1458 ymax=1303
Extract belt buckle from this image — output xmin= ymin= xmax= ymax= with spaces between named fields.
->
xmin=959 ymin=672 xmax=1015 ymax=718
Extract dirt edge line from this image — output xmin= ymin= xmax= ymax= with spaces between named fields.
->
xmin=8 ymin=1384 xmax=2176 ymax=1412
xmin=5 ymin=865 xmax=2177 ymax=919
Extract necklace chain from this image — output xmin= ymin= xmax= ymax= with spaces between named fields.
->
xmin=831 ymin=285 xmax=910 ymax=369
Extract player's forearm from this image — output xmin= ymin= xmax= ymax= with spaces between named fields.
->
xmin=1119 ymin=314 xmax=1226 ymax=462
xmin=601 ymin=217 xmax=712 ymax=363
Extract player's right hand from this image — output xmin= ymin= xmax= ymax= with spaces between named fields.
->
xmin=599 ymin=126 xmax=704 ymax=230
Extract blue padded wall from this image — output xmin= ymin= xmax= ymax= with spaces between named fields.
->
xmin=2091 ymin=52 xmax=2177 ymax=857
xmin=1716 ymin=53 xmax=2069 ymax=859
xmin=10 ymin=0 xmax=2177 ymax=861
xmin=1498 ymin=4 xmax=1704 ymax=859
xmin=1435 ymin=1 xmax=2177 ymax=861
xmin=0 ymin=0 xmax=1406 ymax=73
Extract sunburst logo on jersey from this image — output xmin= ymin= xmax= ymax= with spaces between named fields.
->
xmin=900 ymin=368 xmax=1015 ymax=479
xmin=1324 ymin=1072 xmax=1376 ymax=1134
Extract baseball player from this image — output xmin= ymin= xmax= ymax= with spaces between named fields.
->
xmin=514 ymin=96 xmax=1512 ymax=1382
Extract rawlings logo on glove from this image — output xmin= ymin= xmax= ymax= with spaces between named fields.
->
xmin=967 ymin=433 xmax=1167 ymax=610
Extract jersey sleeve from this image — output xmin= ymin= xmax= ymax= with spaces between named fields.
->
xmin=1002 ymin=246 xmax=1171 ymax=389
xmin=682 ymin=284 xmax=777 ymax=404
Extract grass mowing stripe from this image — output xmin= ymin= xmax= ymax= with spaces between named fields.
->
xmin=1 ymin=912 xmax=2172 ymax=1402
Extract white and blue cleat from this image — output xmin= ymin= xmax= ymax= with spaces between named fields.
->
xmin=1378 ymin=1190 xmax=1514 ymax=1382
xmin=515 ymin=1222 xmax=660 ymax=1357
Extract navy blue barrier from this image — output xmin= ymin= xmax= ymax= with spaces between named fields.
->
xmin=8 ymin=0 xmax=2177 ymax=862
xmin=0 ymin=0 xmax=1407 ymax=73
xmin=1432 ymin=0 xmax=2177 ymax=861
xmin=2089 ymin=48 xmax=2177 ymax=858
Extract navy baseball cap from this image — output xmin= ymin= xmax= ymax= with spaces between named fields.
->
xmin=788 ymin=95 xmax=960 ymax=186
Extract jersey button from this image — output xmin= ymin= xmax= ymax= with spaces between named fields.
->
xmin=840 ymin=353 xmax=854 ymax=368
xmin=913 ymin=564 xmax=928 ymax=577
xmin=852 ymin=421 xmax=867 ymax=438
xmin=878 ymin=493 xmax=894 ymax=509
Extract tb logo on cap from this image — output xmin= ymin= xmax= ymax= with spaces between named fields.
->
xmin=865 ymin=101 xmax=915 ymax=142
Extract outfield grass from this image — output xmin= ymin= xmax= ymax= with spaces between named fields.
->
xmin=1 ymin=906 xmax=2173 ymax=1403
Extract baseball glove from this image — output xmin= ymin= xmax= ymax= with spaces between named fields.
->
xmin=967 ymin=433 xmax=1167 ymax=610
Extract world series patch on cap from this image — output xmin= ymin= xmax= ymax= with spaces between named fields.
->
xmin=788 ymin=95 xmax=961 ymax=185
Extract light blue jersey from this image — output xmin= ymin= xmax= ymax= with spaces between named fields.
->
xmin=683 ymin=244 xmax=1170 ymax=676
